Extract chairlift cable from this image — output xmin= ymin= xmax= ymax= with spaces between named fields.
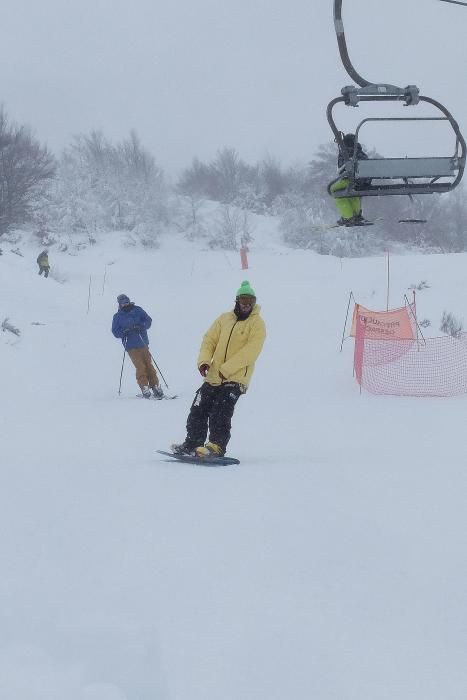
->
xmin=438 ymin=0 xmax=467 ymax=7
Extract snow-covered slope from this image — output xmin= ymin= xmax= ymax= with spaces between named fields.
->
xmin=1 ymin=226 xmax=467 ymax=700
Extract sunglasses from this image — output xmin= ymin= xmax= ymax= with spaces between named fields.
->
xmin=237 ymin=296 xmax=255 ymax=306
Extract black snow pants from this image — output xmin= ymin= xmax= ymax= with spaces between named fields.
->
xmin=185 ymin=381 xmax=244 ymax=452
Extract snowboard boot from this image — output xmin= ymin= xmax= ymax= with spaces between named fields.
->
xmin=141 ymin=385 xmax=152 ymax=398
xmin=348 ymin=213 xmax=372 ymax=226
xmin=336 ymin=217 xmax=352 ymax=226
xmin=350 ymin=213 xmax=365 ymax=225
xmin=171 ymin=442 xmax=196 ymax=456
xmin=151 ymin=385 xmax=164 ymax=399
xmin=195 ymin=442 xmax=225 ymax=458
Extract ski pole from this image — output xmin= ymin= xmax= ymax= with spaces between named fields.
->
xmin=138 ymin=333 xmax=170 ymax=389
xmin=118 ymin=338 xmax=127 ymax=395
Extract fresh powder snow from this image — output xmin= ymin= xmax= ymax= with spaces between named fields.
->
xmin=1 ymin=218 xmax=466 ymax=700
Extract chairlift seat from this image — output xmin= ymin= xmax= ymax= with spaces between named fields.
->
xmin=355 ymin=156 xmax=457 ymax=180
xmin=330 ymin=179 xmax=455 ymax=197
xmin=329 ymin=154 xmax=462 ymax=196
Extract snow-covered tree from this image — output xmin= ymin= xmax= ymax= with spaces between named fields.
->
xmin=45 ymin=130 xmax=168 ymax=243
xmin=0 ymin=107 xmax=55 ymax=236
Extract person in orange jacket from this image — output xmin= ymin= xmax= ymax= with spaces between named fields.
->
xmin=172 ymin=280 xmax=266 ymax=458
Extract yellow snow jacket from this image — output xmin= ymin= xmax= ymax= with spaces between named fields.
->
xmin=37 ymin=253 xmax=50 ymax=268
xmin=197 ymin=305 xmax=266 ymax=389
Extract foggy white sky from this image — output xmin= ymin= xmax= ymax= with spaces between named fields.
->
xmin=0 ymin=0 xmax=466 ymax=174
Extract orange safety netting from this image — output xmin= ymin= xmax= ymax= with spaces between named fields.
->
xmin=352 ymin=303 xmax=467 ymax=397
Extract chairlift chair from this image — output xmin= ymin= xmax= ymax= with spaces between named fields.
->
xmin=327 ymin=0 xmax=467 ymax=201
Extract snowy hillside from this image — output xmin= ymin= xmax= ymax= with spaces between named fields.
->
xmin=1 ymin=222 xmax=467 ymax=700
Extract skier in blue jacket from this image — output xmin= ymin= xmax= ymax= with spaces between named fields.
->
xmin=112 ymin=294 xmax=164 ymax=398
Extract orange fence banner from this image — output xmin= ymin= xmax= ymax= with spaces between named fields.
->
xmin=350 ymin=303 xmax=415 ymax=340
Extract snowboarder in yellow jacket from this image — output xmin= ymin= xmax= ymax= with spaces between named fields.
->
xmin=172 ymin=280 xmax=266 ymax=458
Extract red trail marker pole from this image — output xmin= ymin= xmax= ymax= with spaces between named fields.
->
xmin=240 ymin=247 xmax=249 ymax=270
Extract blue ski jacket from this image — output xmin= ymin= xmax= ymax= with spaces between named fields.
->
xmin=112 ymin=304 xmax=152 ymax=349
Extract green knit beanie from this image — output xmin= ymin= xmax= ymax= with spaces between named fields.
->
xmin=236 ymin=280 xmax=256 ymax=297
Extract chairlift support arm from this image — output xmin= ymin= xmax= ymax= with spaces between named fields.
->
xmin=333 ymin=0 xmax=419 ymax=104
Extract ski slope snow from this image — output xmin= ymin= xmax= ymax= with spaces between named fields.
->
xmin=1 ymin=224 xmax=467 ymax=700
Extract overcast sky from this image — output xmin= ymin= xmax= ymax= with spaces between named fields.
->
xmin=0 ymin=0 xmax=466 ymax=174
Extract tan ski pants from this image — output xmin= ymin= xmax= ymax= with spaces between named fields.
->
xmin=127 ymin=347 xmax=159 ymax=389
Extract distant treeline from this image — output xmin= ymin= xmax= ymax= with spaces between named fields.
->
xmin=1 ymin=104 xmax=466 ymax=256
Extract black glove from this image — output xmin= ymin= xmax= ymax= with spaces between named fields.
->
xmin=199 ymin=363 xmax=209 ymax=377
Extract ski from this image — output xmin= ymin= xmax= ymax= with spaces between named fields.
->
xmin=136 ymin=394 xmax=178 ymax=400
xmin=311 ymin=216 xmax=383 ymax=231
xmin=156 ymin=449 xmax=240 ymax=467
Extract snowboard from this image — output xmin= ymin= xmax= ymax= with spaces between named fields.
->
xmin=156 ymin=449 xmax=240 ymax=467
xmin=136 ymin=393 xmax=178 ymax=400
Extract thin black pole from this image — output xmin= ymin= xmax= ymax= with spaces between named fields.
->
xmin=340 ymin=291 xmax=354 ymax=351
xmin=118 ymin=342 xmax=127 ymax=395
xmin=102 ymin=267 xmax=107 ymax=296
xmin=138 ymin=333 xmax=170 ymax=389
xmin=386 ymin=252 xmax=390 ymax=311
xmin=87 ymin=275 xmax=92 ymax=313
xmin=404 ymin=294 xmax=426 ymax=345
